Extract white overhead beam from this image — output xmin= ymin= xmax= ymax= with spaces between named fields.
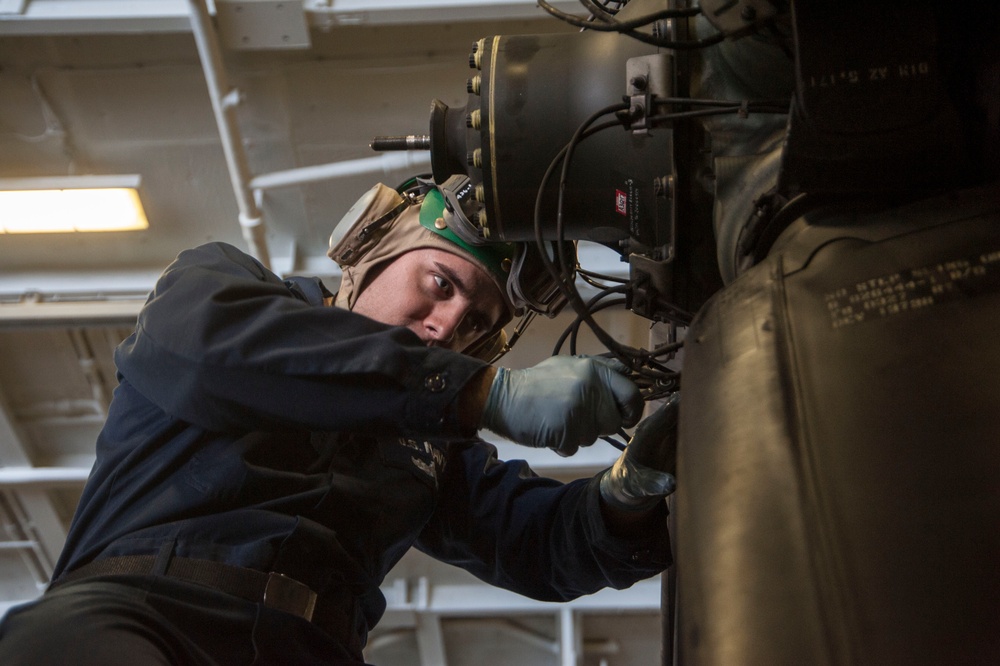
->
xmin=0 ymin=466 xmax=91 ymax=488
xmin=0 ymin=0 xmax=192 ymax=34
xmin=305 ymin=0 xmax=576 ymax=27
xmin=0 ymin=268 xmax=160 ymax=299
xmin=381 ymin=575 xmax=662 ymax=616
xmin=0 ymin=300 xmax=144 ymax=328
xmin=0 ymin=0 xmax=578 ymax=34
xmin=249 ymin=153 xmax=432 ymax=192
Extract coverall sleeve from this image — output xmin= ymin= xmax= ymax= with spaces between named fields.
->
xmin=415 ymin=442 xmax=672 ymax=601
xmin=115 ymin=242 xmax=488 ymax=438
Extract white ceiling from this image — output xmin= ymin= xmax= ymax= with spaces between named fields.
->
xmin=0 ymin=2 xmax=667 ymax=665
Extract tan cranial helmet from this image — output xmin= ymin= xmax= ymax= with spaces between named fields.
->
xmin=328 ymin=182 xmax=516 ymax=360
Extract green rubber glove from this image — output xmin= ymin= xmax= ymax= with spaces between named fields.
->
xmin=481 ymin=355 xmax=643 ymax=456
xmin=599 ymin=392 xmax=680 ymax=511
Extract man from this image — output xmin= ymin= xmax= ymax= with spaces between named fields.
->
xmin=0 ymin=178 xmax=677 ymax=665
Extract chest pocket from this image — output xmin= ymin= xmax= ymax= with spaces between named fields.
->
xmin=377 ymin=436 xmax=447 ymax=492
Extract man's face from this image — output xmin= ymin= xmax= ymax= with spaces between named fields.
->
xmin=351 ymin=248 xmax=506 ymax=353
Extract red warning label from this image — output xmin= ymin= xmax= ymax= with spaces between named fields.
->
xmin=615 ymin=189 xmax=628 ymax=216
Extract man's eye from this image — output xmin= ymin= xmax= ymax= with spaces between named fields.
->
xmin=433 ymin=275 xmax=450 ymax=292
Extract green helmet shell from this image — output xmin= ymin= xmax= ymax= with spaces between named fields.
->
xmin=417 ymin=188 xmax=515 ymax=290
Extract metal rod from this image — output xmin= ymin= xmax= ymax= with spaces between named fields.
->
xmin=0 ymin=467 xmax=91 ymax=488
xmin=0 ymin=540 xmax=37 ymax=550
xmin=187 ymin=0 xmax=271 ymax=268
xmin=249 ymin=152 xmax=432 ymax=191
xmin=371 ymin=135 xmax=431 ymax=151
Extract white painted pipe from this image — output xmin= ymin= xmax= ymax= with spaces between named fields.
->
xmin=187 ymin=0 xmax=271 ymax=268
xmin=303 ymin=0 xmax=579 ymax=25
xmin=0 ymin=467 xmax=91 ymax=488
xmin=559 ymin=607 xmax=579 ymax=666
xmin=249 ymin=152 xmax=432 ymax=191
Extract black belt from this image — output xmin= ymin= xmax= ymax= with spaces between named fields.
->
xmin=55 ymin=555 xmax=319 ymax=622
xmin=53 ymin=554 xmax=365 ymax=658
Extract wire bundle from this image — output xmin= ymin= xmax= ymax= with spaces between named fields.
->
xmin=529 ymin=91 xmax=789 ymax=445
xmin=517 ymin=1 xmax=792 ymax=446
xmin=537 ymin=0 xmax=723 ymax=49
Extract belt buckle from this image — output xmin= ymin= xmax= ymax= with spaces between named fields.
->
xmin=263 ymin=572 xmax=317 ymax=622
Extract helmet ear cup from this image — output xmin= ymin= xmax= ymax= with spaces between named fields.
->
xmin=327 ymin=183 xmax=409 ymax=267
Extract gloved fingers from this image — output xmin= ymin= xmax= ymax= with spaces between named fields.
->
xmin=628 ymin=392 xmax=680 ymax=472
xmin=554 ymin=441 xmax=579 ymax=457
xmin=599 ymin=453 xmax=677 ymax=511
xmin=588 ymin=356 xmax=644 ymax=428
xmin=481 ymin=355 xmax=645 ymax=452
xmin=589 ymin=355 xmax=631 ymax=375
xmin=632 ymin=392 xmax=680 ymax=439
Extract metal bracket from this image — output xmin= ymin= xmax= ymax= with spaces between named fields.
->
xmin=438 ymin=174 xmax=487 ymax=245
xmin=699 ymin=0 xmax=782 ymax=39
xmin=626 ymin=54 xmax=673 ymax=135
xmin=215 ymin=0 xmax=311 ymax=50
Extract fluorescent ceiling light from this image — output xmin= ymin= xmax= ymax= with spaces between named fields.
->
xmin=0 ymin=175 xmax=149 ymax=234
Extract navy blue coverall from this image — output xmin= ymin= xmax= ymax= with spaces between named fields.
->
xmin=0 ymin=242 xmax=671 ymax=665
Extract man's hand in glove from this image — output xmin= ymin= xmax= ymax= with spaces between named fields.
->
xmin=479 ymin=355 xmax=643 ymax=456
xmin=599 ymin=392 xmax=680 ymax=513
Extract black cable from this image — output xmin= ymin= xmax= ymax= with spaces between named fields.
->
xmin=538 ymin=0 xmax=700 ymax=30
xmin=641 ymin=29 xmax=725 ymax=50
xmin=532 ymin=103 xmax=693 ymax=399
xmin=544 ymin=104 xmax=639 ymax=359
xmin=649 ymin=338 xmax=685 ymax=358
xmin=569 ymin=297 xmax=628 ymax=356
xmin=539 ymin=109 xmax=689 ymax=389
xmin=552 ymin=287 xmax=627 ymax=356
xmin=555 ymin=115 xmax=623 ymax=280
xmin=653 ymin=96 xmax=791 ymax=109
xmin=602 ymin=435 xmax=627 ymax=451
xmin=577 ymin=271 xmax=627 ymax=294
xmin=578 ymin=267 xmax=629 ymax=285
xmin=555 ymin=111 xmax=683 ymax=377
xmin=536 ymin=0 xmax=723 ymax=49
xmin=578 ymin=0 xmax=618 ymax=23
xmin=596 ymin=0 xmax=626 ymax=10
xmin=538 ymin=0 xmax=725 ymax=49
xmin=578 ymin=272 xmax=615 ymax=290
xmin=645 ymin=104 xmax=789 ymax=125
xmin=532 ymin=113 xmax=626 ymax=351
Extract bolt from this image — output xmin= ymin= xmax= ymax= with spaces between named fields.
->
xmin=467 ymin=148 xmax=483 ymax=168
xmin=469 ymin=39 xmax=485 ymax=69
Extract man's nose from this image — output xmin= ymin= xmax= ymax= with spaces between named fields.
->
xmin=424 ymin=302 xmax=468 ymax=346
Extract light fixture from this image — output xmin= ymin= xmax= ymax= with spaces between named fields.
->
xmin=0 ymin=175 xmax=149 ymax=234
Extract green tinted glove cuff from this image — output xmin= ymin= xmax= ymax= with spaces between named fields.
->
xmin=599 ymin=456 xmax=676 ymax=512
xmin=599 ymin=393 xmax=680 ymax=511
